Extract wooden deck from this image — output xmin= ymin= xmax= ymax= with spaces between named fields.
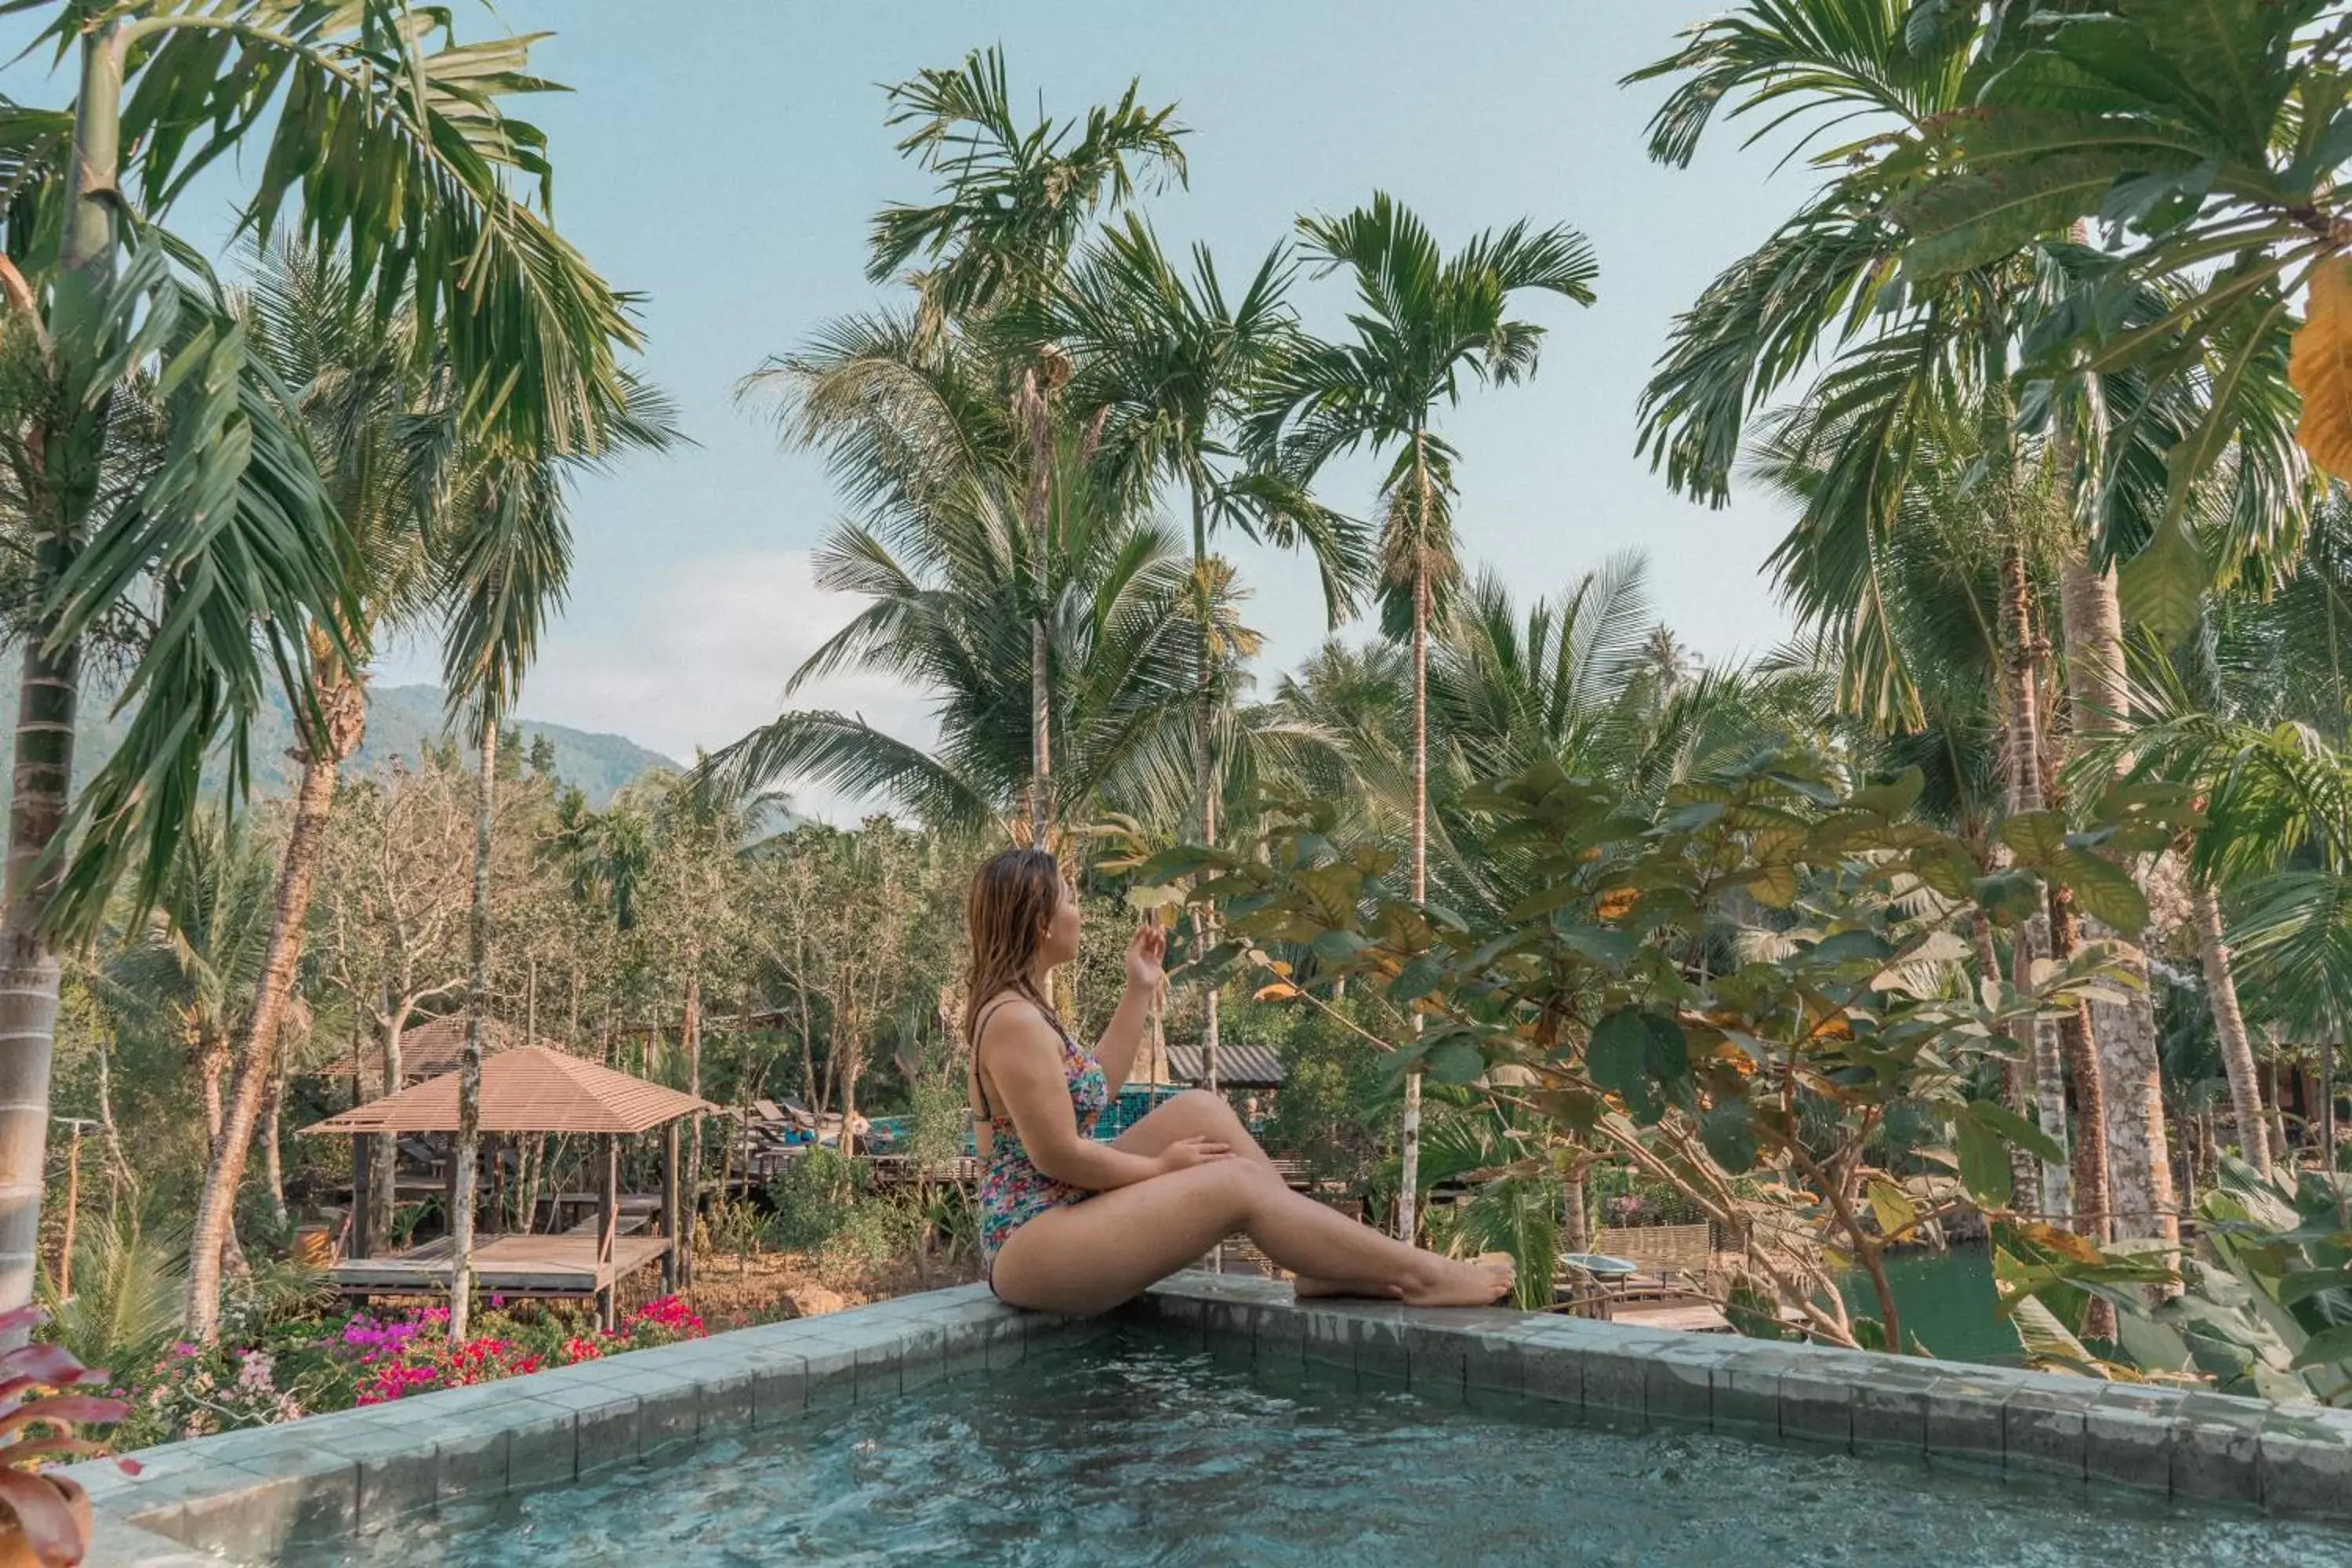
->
xmin=327 ymin=1233 xmax=670 ymax=1298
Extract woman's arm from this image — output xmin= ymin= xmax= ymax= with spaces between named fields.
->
xmin=984 ymin=997 xmax=1221 ymax=1191
xmin=1090 ymin=924 xmax=1166 ymax=1093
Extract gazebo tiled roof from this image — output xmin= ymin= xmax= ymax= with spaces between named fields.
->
xmin=1165 ymin=1042 xmax=1286 ymax=1089
xmin=394 ymin=1014 xmax=560 ymax=1078
xmin=307 ymin=1047 xmax=716 ymax=1137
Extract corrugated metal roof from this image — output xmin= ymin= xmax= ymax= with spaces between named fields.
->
xmin=305 ymin=1047 xmax=716 ymax=1137
xmin=1164 ymin=1042 xmax=1286 ymax=1087
xmin=395 ymin=1015 xmax=564 ymax=1078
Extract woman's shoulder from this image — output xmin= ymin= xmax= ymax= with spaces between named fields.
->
xmin=974 ymin=989 xmax=1054 ymax=1040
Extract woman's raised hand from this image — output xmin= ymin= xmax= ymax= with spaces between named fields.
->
xmin=1152 ymin=1134 xmax=1232 ymax=1174
xmin=1125 ymin=922 xmax=1168 ymax=995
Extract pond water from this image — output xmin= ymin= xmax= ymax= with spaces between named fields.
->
xmin=1837 ymin=1244 xmax=2021 ymax=1367
xmin=289 ymin=1334 xmax=2337 ymax=1566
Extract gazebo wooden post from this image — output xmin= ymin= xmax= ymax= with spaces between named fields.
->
xmin=661 ymin=1121 xmax=681 ymax=1292
xmin=597 ymin=1132 xmax=619 ymax=1332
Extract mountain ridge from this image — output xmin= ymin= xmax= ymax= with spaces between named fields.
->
xmin=22 ymin=682 xmax=678 ymax=809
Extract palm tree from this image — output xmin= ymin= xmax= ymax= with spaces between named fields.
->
xmin=863 ymin=48 xmax=1186 ymax=844
xmin=1249 ymin=193 xmax=1597 ymax=1237
xmin=0 ymin=2 xmax=642 ymax=1323
xmin=699 ymin=439 xmax=1206 ymax=840
xmin=432 ymin=409 xmax=675 ymax=1339
xmin=1054 ymin=213 xmax=1371 ymax=1098
xmin=1629 ymin=0 xmax=2310 ymax=1255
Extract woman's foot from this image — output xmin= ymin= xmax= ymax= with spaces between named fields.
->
xmin=1397 ymin=1254 xmax=1515 ymax=1308
xmin=1293 ymin=1276 xmax=1403 ymax=1300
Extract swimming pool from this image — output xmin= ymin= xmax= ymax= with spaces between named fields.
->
xmin=279 ymin=1332 xmax=2339 ymax=1566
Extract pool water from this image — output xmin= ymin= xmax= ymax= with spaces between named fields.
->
xmin=292 ymin=1335 xmax=2339 ymax=1566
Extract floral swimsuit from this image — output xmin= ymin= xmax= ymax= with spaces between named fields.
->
xmin=973 ymin=996 xmax=1109 ymax=1282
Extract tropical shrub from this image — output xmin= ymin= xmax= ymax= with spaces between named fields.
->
xmin=766 ymin=1148 xmax=867 ymax=1253
xmin=1146 ymin=750 xmax=2188 ymax=1348
xmin=2004 ymin=1159 xmax=2352 ymax=1403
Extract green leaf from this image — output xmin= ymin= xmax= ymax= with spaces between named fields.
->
xmin=1957 ymin=1116 xmax=2015 ymax=1209
xmin=1969 ymin=1100 xmax=2068 ymax=1167
xmin=1425 ymin=1039 xmax=1488 ymax=1086
xmin=2289 ymin=1322 xmax=2352 ymax=1370
xmin=1552 ymin=920 xmax=1637 ymax=969
xmin=1867 ymin=1178 xmax=1922 ymax=1241
xmin=1911 ymin=840 xmax=1980 ymax=901
xmin=1310 ymin=928 xmax=1369 ymax=964
xmin=1746 ymin=861 xmax=1800 ymax=909
xmin=1387 ymin=953 xmax=1449 ymax=1007
xmin=1849 ymin=768 xmax=1926 ymax=818
xmin=1587 ymin=1010 xmax=1662 ymax=1123
xmin=1640 ymin=1010 xmax=1690 ymax=1082
xmin=2274 ymin=1269 xmax=2352 ymax=1308
xmin=2118 ymin=511 xmax=2209 ymax=644
xmin=2050 ymin=851 xmax=2150 ymax=931
xmin=1700 ymin=1101 xmax=1759 ymax=1173
xmin=1809 ymin=929 xmax=1896 ymax=967
xmin=1134 ymin=844 xmax=1222 ymax=882
xmin=1998 ymin=811 xmax=2068 ymax=866
xmin=1971 ymin=869 xmax=2045 ymax=927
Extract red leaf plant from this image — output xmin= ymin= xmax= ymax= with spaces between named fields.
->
xmin=0 ymin=1305 xmax=132 ymax=1568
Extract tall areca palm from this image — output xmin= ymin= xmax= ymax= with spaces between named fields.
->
xmin=865 ymin=48 xmax=1185 ymax=844
xmin=430 ymin=401 xmax=676 ymax=1339
xmin=1054 ymin=213 xmax=1370 ymax=1096
xmin=0 ymin=2 xmax=642 ymax=1321
xmin=1250 ymin=194 xmax=1596 ymax=1234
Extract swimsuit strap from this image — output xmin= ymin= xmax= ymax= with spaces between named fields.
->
xmin=969 ymin=992 xmax=1066 ymax=1122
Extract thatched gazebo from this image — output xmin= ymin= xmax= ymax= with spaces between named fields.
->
xmin=307 ymin=1047 xmax=714 ymax=1327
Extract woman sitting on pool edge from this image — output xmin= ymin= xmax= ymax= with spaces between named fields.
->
xmin=966 ymin=847 xmax=1515 ymax=1315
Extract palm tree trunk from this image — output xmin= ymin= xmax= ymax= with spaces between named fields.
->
xmin=263 ymin=1049 xmax=288 ymax=1230
xmin=0 ymin=27 xmax=122 ymax=1330
xmin=2190 ymin=880 xmax=2270 ymax=1175
xmin=184 ymin=657 xmax=363 ymax=1338
xmin=2056 ymin=554 xmax=2177 ymax=1250
xmin=1973 ymin=916 xmax=2042 ymax=1201
xmin=1397 ymin=436 xmax=1433 ymax=1243
xmin=183 ymin=669 xmax=359 ymax=1335
xmin=2048 ymin=887 xmax=2111 ymax=1240
xmin=1998 ymin=544 xmax=2072 ymax=1224
xmin=1022 ymin=368 xmax=1054 ymax=849
xmin=1189 ymin=487 xmax=1221 ymax=1110
xmin=448 ymin=720 xmax=496 ymax=1340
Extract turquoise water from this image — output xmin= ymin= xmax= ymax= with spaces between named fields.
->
xmin=289 ymin=1335 xmax=2339 ymax=1566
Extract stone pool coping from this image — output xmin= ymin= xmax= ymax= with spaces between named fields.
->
xmin=68 ymin=1272 xmax=2352 ymax=1563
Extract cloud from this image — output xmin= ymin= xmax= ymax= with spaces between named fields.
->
xmin=502 ymin=549 xmax=936 ymax=820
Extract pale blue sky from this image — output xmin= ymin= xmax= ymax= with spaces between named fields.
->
xmin=9 ymin=2 xmax=1821 ymax=799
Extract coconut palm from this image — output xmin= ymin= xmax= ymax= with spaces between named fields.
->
xmin=862 ymin=48 xmax=1186 ymax=844
xmin=699 ymin=435 xmax=1205 ymax=842
xmin=1249 ymin=192 xmax=1597 ymax=1236
xmin=0 ymin=2 xmax=644 ymax=1323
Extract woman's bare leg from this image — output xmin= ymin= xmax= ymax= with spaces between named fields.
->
xmin=1112 ymin=1091 xmax=1398 ymax=1298
xmin=989 ymin=1160 xmax=1511 ymax=1316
